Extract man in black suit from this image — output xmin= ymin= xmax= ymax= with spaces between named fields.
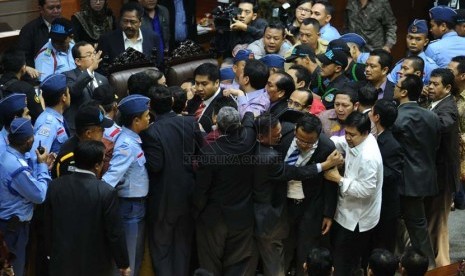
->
xmin=45 ymin=141 xmax=130 ymax=276
xmin=98 ymin=2 xmax=163 ymax=67
xmin=365 ymin=49 xmax=395 ymax=100
xmin=159 ymin=0 xmax=196 ymax=49
xmin=392 ymin=74 xmax=441 ymax=269
xmin=193 ymin=108 xmax=256 ymax=275
xmin=186 ymin=63 xmax=226 ymax=133
xmin=64 ymin=41 xmax=109 ymax=134
xmin=424 ymin=68 xmax=460 ymax=267
xmin=368 ymin=99 xmax=403 ymax=253
xmin=276 ymin=114 xmax=341 ymax=276
xmin=140 ymin=86 xmax=203 ymax=276
xmin=267 ymin=72 xmax=296 ymax=116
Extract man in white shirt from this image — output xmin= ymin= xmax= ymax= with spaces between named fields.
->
xmin=324 ymin=111 xmax=383 ymax=276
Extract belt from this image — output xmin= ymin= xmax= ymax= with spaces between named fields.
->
xmin=287 ymin=198 xmax=304 ymax=205
xmin=120 ymin=197 xmax=146 ymax=202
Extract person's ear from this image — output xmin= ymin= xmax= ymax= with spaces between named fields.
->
xmin=303 ymin=262 xmax=308 ymax=272
xmin=252 ymin=12 xmax=257 ymax=21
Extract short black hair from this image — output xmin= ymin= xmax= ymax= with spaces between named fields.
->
xmin=369 ymin=49 xmax=393 ymax=71
xmin=404 ymin=55 xmax=425 ymax=74
xmin=72 ymin=41 xmax=92 ymax=60
xmin=358 ymin=85 xmax=377 ymax=108
xmin=148 ymin=85 xmax=172 ymax=115
xmin=255 ymin=112 xmax=279 ymax=137
xmin=120 ymin=1 xmax=144 ymax=19
xmin=265 ymin=21 xmax=286 ymax=37
xmin=373 ymin=99 xmax=398 ymax=129
xmin=238 ymin=0 xmax=259 ymax=13
xmin=368 ymin=248 xmax=398 ymax=276
xmin=451 ymin=55 xmax=465 ymax=74
xmin=1 ymin=48 xmax=26 ymax=73
xmin=244 ymin=59 xmax=270 ymax=90
xmin=401 ymin=74 xmax=423 ymax=101
xmin=193 ymin=63 xmax=220 ymax=82
xmin=344 ymin=112 xmax=371 ymax=134
xmin=305 ymin=247 xmax=333 ymax=276
xmin=314 ymin=0 xmax=335 ymax=16
xmin=74 ymin=140 xmax=105 ymax=170
xmin=1 ymin=108 xmax=26 ymax=130
xmin=296 ymin=113 xmax=322 ymax=135
xmin=335 ymin=83 xmax=359 ymax=104
xmin=43 ymin=87 xmax=67 ymax=107
xmin=430 ymin=68 xmax=455 ymax=87
xmin=169 ymin=86 xmax=187 ymax=114
xmin=289 ymin=64 xmax=312 ymax=88
xmin=400 ymin=247 xmax=429 ymax=276
xmin=120 ymin=110 xmax=146 ymax=128
xmin=301 ymin=18 xmax=321 ymax=32
xmin=295 ymin=88 xmax=313 ymax=107
xmin=431 ymin=19 xmax=455 ymax=31
xmin=127 ymin=72 xmax=154 ymax=97
xmin=275 ymin=72 xmax=296 ymax=99
xmin=144 ymin=68 xmax=165 ymax=83
xmin=213 ymin=96 xmax=238 ymax=115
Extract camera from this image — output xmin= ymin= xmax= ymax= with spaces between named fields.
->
xmin=212 ymin=1 xmax=239 ymax=32
xmin=272 ymin=2 xmax=292 ymax=28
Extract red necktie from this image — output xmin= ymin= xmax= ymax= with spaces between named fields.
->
xmin=195 ymin=102 xmax=206 ymax=120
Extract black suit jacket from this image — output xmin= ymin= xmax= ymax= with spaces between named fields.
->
xmin=193 ymin=112 xmax=256 ymax=230
xmin=16 ymin=16 xmax=50 ymax=67
xmin=382 ymin=80 xmax=395 ymax=100
xmin=276 ymin=132 xmax=338 ymax=222
xmin=63 ymin=68 xmax=109 ymax=132
xmin=140 ymin=111 xmax=203 ymax=222
xmin=97 ymin=27 xmax=163 ymax=66
xmin=45 ymin=172 xmax=128 ymax=276
xmin=377 ymin=130 xmax=403 ymax=221
xmin=393 ymin=102 xmax=441 ymax=196
xmin=270 ymin=98 xmax=289 ymax=117
xmin=431 ymin=95 xmax=461 ymax=192
xmin=186 ymin=92 xmax=226 ymax=133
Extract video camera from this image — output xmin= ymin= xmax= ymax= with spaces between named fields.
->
xmin=212 ymin=0 xmax=239 ymax=32
xmin=271 ymin=2 xmax=292 ymax=28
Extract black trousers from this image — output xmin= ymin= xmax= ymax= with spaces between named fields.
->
xmin=196 ymin=217 xmax=254 ymax=276
xmin=148 ymin=213 xmax=194 ymax=276
xmin=331 ymin=222 xmax=373 ymax=276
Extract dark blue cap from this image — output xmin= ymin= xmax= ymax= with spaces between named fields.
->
xmin=408 ymin=19 xmax=428 ymax=34
xmin=285 ymin=44 xmax=316 ymax=62
xmin=233 ymin=49 xmax=255 ymax=63
xmin=50 ymin=18 xmax=73 ymax=39
xmin=40 ymin=73 xmax=67 ymax=97
xmin=259 ymin=54 xmax=285 ymax=69
xmin=339 ymin=33 xmax=366 ymax=49
xmin=430 ymin=5 xmax=457 ymax=24
xmin=220 ymin=67 xmax=235 ymax=81
xmin=317 ymin=49 xmax=348 ymax=68
xmin=328 ymin=39 xmax=351 ymax=57
xmin=455 ymin=9 xmax=465 ymax=24
xmin=118 ymin=94 xmax=150 ymax=116
xmin=10 ymin=118 xmax=34 ymax=140
xmin=0 ymin=93 xmax=27 ymax=118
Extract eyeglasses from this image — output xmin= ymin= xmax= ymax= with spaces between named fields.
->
xmin=295 ymin=136 xmax=315 ymax=147
xmin=79 ymin=51 xmax=97 ymax=59
xmin=297 ymin=6 xmax=312 ymax=13
xmin=287 ymin=99 xmax=306 ymax=109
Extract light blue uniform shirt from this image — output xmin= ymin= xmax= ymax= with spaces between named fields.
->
xmin=320 ymin=23 xmax=341 ymax=42
xmin=0 ymin=128 xmax=8 ymax=156
xmin=103 ymin=121 xmax=122 ymax=143
xmin=31 ymin=107 xmax=69 ymax=155
xmin=388 ymin=51 xmax=439 ymax=84
xmin=0 ymin=147 xmax=50 ymax=222
xmin=425 ymin=31 xmax=465 ymax=68
xmin=102 ymin=127 xmax=149 ymax=198
xmin=357 ymin=52 xmax=370 ymax=64
xmin=35 ymin=40 xmax=76 ymax=82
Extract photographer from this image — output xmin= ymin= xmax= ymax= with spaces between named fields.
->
xmin=215 ymin=0 xmax=268 ymax=57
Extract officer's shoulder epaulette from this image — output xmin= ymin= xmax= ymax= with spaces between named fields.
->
xmin=429 ymin=39 xmax=440 ymax=45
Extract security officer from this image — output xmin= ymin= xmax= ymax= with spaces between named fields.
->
xmin=0 ymin=93 xmax=31 ymax=155
xmin=0 ymin=117 xmax=51 ymax=276
xmin=102 ymin=94 xmax=150 ymax=276
xmin=339 ymin=33 xmax=370 ymax=64
xmin=327 ymin=38 xmax=366 ymax=83
xmin=32 ymin=73 xmax=71 ymax=156
xmin=35 ymin=18 xmax=76 ymax=82
xmin=260 ymin=54 xmax=286 ymax=73
xmin=389 ymin=19 xmax=439 ymax=84
xmin=52 ymin=105 xmax=113 ymax=178
xmin=426 ymin=6 xmax=465 ymax=67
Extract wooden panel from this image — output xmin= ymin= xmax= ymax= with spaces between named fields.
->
xmin=61 ymin=0 xmax=80 ymax=19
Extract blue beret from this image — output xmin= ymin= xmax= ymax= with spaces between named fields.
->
xmin=50 ymin=18 xmax=73 ymax=39
xmin=118 ymin=94 xmax=150 ymax=116
xmin=430 ymin=6 xmax=457 ymax=24
xmin=259 ymin=54 xmax=285 ymax=69
xmin=408 ymin=19 xmax=428 ymax=34
xmin=220 ymin=67 xmax=235 ymax=81
xmin=339 ymin=33 xmax=366 ymax=49
xmin=40 ymin=73 xmax=67 ymax=97
xmin=0 ymin=93 xmax=27 ymax=118
xmin=234 ymin=49 xmax=254 ymax=63
xmin=10 ymin=118 xmax=34 ymax=140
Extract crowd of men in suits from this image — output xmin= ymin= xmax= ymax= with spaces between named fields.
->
xmin=1 ymin=0 xmax=465 ymax=276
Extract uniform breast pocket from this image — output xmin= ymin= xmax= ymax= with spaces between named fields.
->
xmin=136 ymin=153 xmax=146 ymax=167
